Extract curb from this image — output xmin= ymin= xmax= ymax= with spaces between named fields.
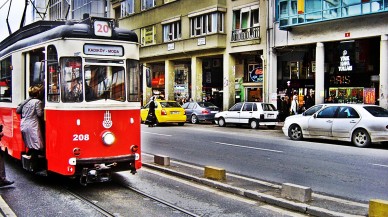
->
xmin=143 ymin=162 xmax=364 ymax=217
xmin=0 ymin=196 xmax=16 ymax=217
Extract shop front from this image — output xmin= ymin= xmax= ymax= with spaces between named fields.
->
xmin=202 ymin=57 xmax=223 ymax=108
xmin=277 ymin=44 xmax=316 ymax=109
xmin=324 ymin=38 xmax=380 ymax=104
xmin=234 ymin=53 xmax=263 ymax=103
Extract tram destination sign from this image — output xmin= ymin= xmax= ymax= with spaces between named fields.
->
xmin=84 ymin=44 xmax=124 ymax=56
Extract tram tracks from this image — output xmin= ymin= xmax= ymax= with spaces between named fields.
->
xmin=61 ymin=181 xmax=200 ymax=217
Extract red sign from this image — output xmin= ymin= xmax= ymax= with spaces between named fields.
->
xmin=363 ymin=88 xmax=375 ymax=104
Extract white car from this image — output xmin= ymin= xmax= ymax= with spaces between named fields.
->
xmin=214 ymin=102 xmax=279 ymax=129
xmin=283 ymin=104 xmax=388 ymax=147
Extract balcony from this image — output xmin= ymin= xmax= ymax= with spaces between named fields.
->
xmin=231 ymin=26 xmax=260 ymax=42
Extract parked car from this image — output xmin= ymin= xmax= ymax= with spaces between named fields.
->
xmin=182 ymin=101 xmax=220 ymax=124
xmin=214 ymin=102 xmax=279 ymax=129
xmin=141 ymin=100 xmax=186 ymax=126
xmin=283 ymin=104 xmax=388 ymax=147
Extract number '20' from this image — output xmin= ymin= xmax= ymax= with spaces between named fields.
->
xmin=97 ymin=24 xmax=109 ymax=33
xmin=73 ymin=134 xmax=90 ymax=141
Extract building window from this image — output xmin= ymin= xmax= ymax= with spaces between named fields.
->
xmin=277 ymin=0 xmax=388 ymax=28
xmin=49 ymin=0 xmax=70 ymax=20
xmin=232 ymin=5 xmax=260 ymax=41
xmin=142 ymin=0 xmax=155 ymax=11
xmin=163 ymin=21 xmax=181 ymax=42
xmin=72 ymin=0 xmax=106 ymax=20
xmin=190 ymin=12 xmax=224 ymax=37
xmin=121 ymin=0 xmax=134 ymax=17
xmin=141 ymin=25 xmax=156 ymax=46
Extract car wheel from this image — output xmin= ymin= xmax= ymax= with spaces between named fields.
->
xmin=191 ymin=115 xmax=199 ymax=124
xmin=250 ymin=120 xmax=259 ymax=129
xmin=352 ymin=129 xmax=371 ymax=148
xmin=288 ymin=124 xmax=303 ymax=140
xmin=218 ymin=117 xmax=226 ymax=127
xmin=178 ymin=122 xmax=185 ymax=126
xmin=267 ymin=125 xmax=276 ymax=129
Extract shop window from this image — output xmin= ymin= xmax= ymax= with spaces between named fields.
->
xmin=163 ymin=21 xmax=181 ymax=42
xmin=0 ymin=57 xmax=12 ymax=102
xmin=190 ymin=12 xmax=224 ymax=37
xmin=141 ymin=0 xmax=155 ymax=11
xmin=121 ymin=0 xmax=134 ymax=17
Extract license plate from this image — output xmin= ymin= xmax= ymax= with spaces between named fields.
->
xmin=268 ymin=114 xmax=274 ymax=117
xmin=171 ymin=111 xmax=179 ymax=114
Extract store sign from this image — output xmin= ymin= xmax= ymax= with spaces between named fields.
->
xmin=338 ymin=50 xmax=353 ymax=72
xmin=249 ymin=67 xmax=263 ymax=82
xmin=329 ymin=75 xmax=351 ymax=85
xmin=84 ymin=44 xmax=123 ymax=56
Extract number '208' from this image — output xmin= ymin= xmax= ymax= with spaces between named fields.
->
xmin=73 ymin=134 xmax=90 ymax=141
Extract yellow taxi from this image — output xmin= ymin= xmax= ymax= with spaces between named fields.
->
xmin=141 ymin=99 xmax=186 ymax=126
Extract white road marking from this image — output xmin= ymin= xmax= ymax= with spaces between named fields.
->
xmin=213 ymin=142 xmax=283 ymax=153
xmin=143 ymin=132 xmax=172 ymax=137
xmin=371 ymin=163 xmax=388 ymax=168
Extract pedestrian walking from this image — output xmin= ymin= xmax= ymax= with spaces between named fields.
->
xmin=290 ymin=95 xmax=299 ymax=115
xmin=145 ymin=96 xmax=157 ymax=127
xmin=0 ymin=124 xmax=14 ymax=187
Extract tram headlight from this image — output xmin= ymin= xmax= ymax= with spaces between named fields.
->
xmin=102 ymin=131 xmax=115 ymax=146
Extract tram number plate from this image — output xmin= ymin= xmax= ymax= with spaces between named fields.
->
xmin=73 ymin=134 xmax=90 ymax=141
xmin=94 ymin=21 xmax=112 ymax=37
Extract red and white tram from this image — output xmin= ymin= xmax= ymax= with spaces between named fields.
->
xmin=0 ymin=17 xmax=145 ymax=185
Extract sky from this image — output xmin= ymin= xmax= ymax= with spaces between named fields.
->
xmin=0 ymin=0 xmax=34 ymax=42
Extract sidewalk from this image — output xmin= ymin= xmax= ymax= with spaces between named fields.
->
xmin=141 ymin=154 xmax=368 ymax=217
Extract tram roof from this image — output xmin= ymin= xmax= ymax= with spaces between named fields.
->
xmin=0 ymin=17 xmax=138 ymax=58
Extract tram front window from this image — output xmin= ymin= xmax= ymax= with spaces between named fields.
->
xmin=84 ymin=65 xmax=125 ymax=102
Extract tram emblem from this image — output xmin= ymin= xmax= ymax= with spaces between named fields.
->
xmin=103 ymin=111 xmax=113 ymax=129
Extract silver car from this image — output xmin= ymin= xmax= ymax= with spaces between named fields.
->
xmin=283 ymin=104 xmax=388 ymax=147
xmin=215 ymin=102 xmax=279 ymax=129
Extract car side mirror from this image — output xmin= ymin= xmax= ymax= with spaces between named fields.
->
xmin=313 ymin=113 xmax=317 ymax=118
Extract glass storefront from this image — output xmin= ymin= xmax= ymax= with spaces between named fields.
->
xmin=277 ymin=37 xmax=380 ymax=107
xmin=325 ymin=37 xmax=380 ymax=104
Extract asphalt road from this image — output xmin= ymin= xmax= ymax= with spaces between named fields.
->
xmin=141 ymin=122 xmax=388 ymax=203
xmin=0 ymin=152 xmax=305 ymax=216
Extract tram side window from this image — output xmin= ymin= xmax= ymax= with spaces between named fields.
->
xmin=0 ymin=57 xmax=12 ymax=102
xmin=127 ymin=60 xmax=140 ymax=102
xmin=60 ymin=57 xmax=83 ymax=103
xmin=85 ymin=65 xmax=125 ymax=102
xmin=47 ymin=45 xmax=59 ymax=102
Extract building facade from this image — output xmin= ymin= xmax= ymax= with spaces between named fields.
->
xmin=270 ymin=0 xmax=388 ymax=109
xmin=111 ymin=0 xmax=263 ymax=110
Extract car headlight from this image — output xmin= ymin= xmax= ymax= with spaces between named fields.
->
xmin=102 ymin=131 xmax=115 ymax=146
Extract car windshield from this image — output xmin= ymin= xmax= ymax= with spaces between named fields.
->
xmin=364 ymin=106 xmax=388 ymax=117
xmin=198 ymin=102 xmax=217 ymax=108
xmin=159 ymin=101 xmax=182 ymax=108
xmin=304 ymin=105 xmax=323 ymax=116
